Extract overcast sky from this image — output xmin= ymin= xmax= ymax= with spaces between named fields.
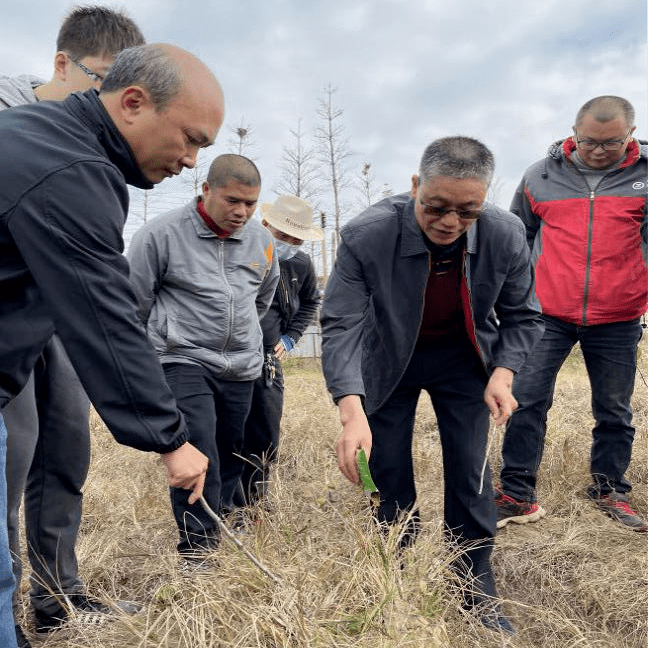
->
xmin=2 ymin=0 xmax=646 ymax=242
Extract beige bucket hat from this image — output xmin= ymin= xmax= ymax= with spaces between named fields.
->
xmin=260 ymin=195 xmax=324 ymax=241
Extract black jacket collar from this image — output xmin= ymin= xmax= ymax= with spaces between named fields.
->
xmin=65 ymin=89 xmax=154 ymax=190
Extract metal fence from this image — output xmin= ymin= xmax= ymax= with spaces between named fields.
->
xmin=292 ymin=322 xmax=322 ymax=358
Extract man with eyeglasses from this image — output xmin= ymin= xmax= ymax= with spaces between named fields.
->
xmin=496 ymin=95 xmax=648 ymax=532
xmin=0 ymin=7 xmax=144 ymax=647
xmin=321 ymin=137 xmax=543 ymax=634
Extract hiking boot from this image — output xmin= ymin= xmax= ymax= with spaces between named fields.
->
xmin=495 ymin=490 xmax=546 ymax=529
xmin=15 ymin=624 xmax=31 ymax=648
xmin=34 ymin=593 xmax=140 ymax=633
xmin=586 ymin=490 xmax=648 ymax=532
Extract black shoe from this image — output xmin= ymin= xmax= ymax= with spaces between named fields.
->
xmin=452 ymin=555 xmax=516 ymax=635
xmin=15 ymin=624 xmax=31 ymax=648
xmin=461 ymin=586 xmax=516 ymax=635
xmin=34 ymin=593 xmax=140 ymax=633
xmin=178 ymin=555 xmax=219 ymax=576
xmin=476 ymin=606 xmax=516 ymax=635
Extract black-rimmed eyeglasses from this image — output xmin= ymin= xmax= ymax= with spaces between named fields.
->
xmin=574 ymin=129 xmax=632 ymax=152
xmin=418 ymin=198 xmax=482 ymax=221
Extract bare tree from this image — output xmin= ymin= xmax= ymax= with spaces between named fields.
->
xmin=315 ymin=85 xmax=352 ymax=257
xmin=358 ymin=162 xmax=377 ymax=208
xmin=180 ymin=149 xmax=210 ymax=198
xmin=487 ymin=175 xmax=505 ymax=206
xmin=142 ymin=189 xmax=150 ymax=223
xmin=381 ymin=183 xmax=394 ymax=198
xmin=274 ymin=119 xmax=320 ymax=202
xmin=228 ymin=118 xmax=255 ymax=157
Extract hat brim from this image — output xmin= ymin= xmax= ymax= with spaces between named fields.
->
xmin=260 ymin=203 xmax=325 ymax=241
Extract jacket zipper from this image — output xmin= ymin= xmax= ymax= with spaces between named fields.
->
xmin=280 ymin=272 xmax=289 ymax=311
xmin=569 ymin=160 xmax=625 ymax=325
xmin=582 ymin=190 xmax=595 ymax=325
xmin=220 ymin=239 xmax=233 ymax=372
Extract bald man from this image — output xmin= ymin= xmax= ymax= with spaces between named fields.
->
xmin=0 ymin=44 xmax=223 ymax=646
xmin=0 ymin=9 xmax=145 ymax=643
xmin=128 ymin=154 xmax=279 ymax=560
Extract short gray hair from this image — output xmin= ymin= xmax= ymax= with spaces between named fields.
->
xmin=574 ymin=95 xmax=635 ymax=128
xmin=100 ymin=44 xmax=182 ymax=111
xmin=419 ymin=136 xmax=495 ymax=186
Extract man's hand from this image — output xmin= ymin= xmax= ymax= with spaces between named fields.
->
xmin=161 ymin=442 xmax=209 ymax=505
xmin=335 ymin=395 xmax=372 ymax=485
xmin=273 ymin=340 xmax=287 ymax=360
xmin=483 ymin=367 xmax=517 ymax=425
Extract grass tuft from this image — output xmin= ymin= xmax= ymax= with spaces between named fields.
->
xmin=17 ymin=345 xmax=647 ymax=647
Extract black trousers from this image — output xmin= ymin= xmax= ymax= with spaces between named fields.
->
xmin=237 ymin=357 xmax=284 ymax=505
xmin=367 ymin=336 xmax=496 ymax=564
xmin=2 ymin=335 xmax=90 ymax=615
xmin=163 ymin=363 xmax=254 ymax=554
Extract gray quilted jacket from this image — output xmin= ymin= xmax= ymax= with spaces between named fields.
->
xmin=128 ymin=198 xmax=279 ymax=381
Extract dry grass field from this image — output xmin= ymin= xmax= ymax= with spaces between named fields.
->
xmin=15 ymin=344 xmax=647 ymax=648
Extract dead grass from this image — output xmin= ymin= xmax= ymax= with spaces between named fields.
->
xmin=15 ymin=344 xmax=647 ymax=647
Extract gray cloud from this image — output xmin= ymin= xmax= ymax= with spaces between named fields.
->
xmin=2 ymin=0 xmax=646 ymax=231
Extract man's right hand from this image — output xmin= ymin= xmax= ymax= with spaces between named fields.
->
xmin=335 ymin=395 xmax=372 ymax=485
xmin=161 ymin=442 xmax=208 ymax=505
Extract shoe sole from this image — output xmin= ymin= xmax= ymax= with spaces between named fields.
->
xmin=35 ymin=612 xmax=110 ymax=634
xmin=497 ymin=505 xmax=547 ymax=529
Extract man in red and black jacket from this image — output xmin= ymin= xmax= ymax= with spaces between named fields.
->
xmin=496 ymin=95 xmax=647 ymax=532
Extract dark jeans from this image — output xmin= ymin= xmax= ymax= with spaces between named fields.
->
xmin=1 ymin=335 xmax=90 ymax=616
xmin=163 ymin=363 xmax=254 ymax=555
xmin=238 ymin=358 xmax=284 ymax=505
xmin=500 ymin=315 xmax=642 ymax=502
xmin=367 ymin=335 xmax=496 ymax=560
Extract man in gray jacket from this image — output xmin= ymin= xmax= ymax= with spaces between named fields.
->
xmin=321 ymin=137 xmax=543 ymax=634
xmin=128 ymin=154 xmax=279 ymax=560
xmin=0 ymin=8 xmax=145 ymax=645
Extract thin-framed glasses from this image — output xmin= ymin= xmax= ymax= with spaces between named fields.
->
xmin=574 ymin=128 xmax=632 ymax=152
xmin=67 ymin=55 xmax=104 ymax=83
xmin=418 ymin=197 xmax=482 ymax=221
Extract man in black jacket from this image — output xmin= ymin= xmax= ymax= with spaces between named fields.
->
xmin=0 ymin=9 xmax=145 ymax=644
xmin=237 ymin=195 xmax=323 ymax=508
xmin=0 ymin=43 xmax=223 ymax=648
xmin=321 ymin=137 xmax=543 ymax=635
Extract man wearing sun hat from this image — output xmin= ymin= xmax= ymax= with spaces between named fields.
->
xmin=236 ymin=196 xmax=323 ymax=507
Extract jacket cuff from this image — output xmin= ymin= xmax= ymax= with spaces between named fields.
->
xmin=285 ymin=328 xmax=302 ymax=344
xmin=156 ymin=430 xmax=190 ymax=454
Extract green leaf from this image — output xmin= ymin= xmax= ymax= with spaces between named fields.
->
xmin=356 ymin=449 xmax=378 ymax=493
